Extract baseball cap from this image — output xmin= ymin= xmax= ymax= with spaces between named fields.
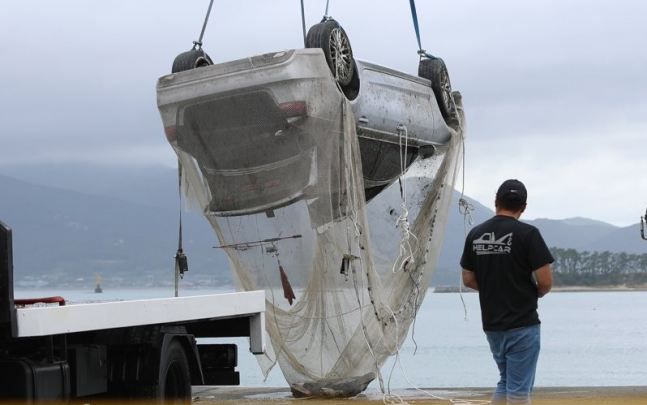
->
xmin=496 ymin=179 xmax=527 ymax=204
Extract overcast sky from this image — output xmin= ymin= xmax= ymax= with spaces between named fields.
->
xmin=1 ymin=1 xmax=646 ymax=226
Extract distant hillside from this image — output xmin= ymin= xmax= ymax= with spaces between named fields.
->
xmin=526 ymin=218 xmax=615 ymax=251
xmin=0 ymin=174 xmax=230 ymax=288
xmin=586 ymin=224 xmax=645 ymax=254
xmin=1 ymin=164 xmax=644 ymax=289
xmin=0 ymin=164 xmax=178 ymax=208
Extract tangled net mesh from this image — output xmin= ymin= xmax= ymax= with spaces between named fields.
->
xmin=163 ymin=71 xmax=464 ymax=396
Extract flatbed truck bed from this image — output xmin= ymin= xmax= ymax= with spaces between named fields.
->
xmin=0 ymin=220 xmax=266 ymax=403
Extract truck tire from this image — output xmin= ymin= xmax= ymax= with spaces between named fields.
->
xmin=418 ymin=57 xmax=454 ymax=123
xmin=306 ymin=19 xmax=355 ymax=88
xmin=139 ymin=340 xmax=191 ymax=403
xmin=172 ymin=48 xmax=213 ymax=73
xmin=160 ymin=340 xmax=191 ymax=403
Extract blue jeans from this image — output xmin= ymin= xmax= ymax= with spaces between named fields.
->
xmin=485 ymin=324 xmax=540 ymax=405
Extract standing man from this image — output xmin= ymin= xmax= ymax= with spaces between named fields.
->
xmin=460 ymin=179 xmax=553 ymax=404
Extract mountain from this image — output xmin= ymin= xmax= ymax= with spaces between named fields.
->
xmin=524 ymin=218 xmax=616 ymax=251
xmin=1 ymin=164 xmax=644 ymax=288
xmin=0 ymin=173 xmax=230 ymax=288
xmin=587 ymin=224 xmax=645 ymax=254
xmin=0 ymin=164 xmax=178 ymax=208
xmin=559 ymin=217 xmax=615 ymax=227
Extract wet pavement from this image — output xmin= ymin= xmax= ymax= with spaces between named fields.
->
xmin=193 ymin=386 xmax=647 ymax=404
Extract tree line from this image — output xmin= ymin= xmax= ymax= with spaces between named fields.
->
xmin=550 ymin=247 xmax=647 ymax=286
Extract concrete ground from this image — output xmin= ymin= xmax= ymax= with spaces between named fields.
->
xmin=193 ymin=386 xmax=647 ymax=404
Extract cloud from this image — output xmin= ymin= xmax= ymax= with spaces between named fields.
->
xmin=1 ymin=0 xmax=645 ymax=226
xmin=464 ymin=123 xmax=647 ymax=226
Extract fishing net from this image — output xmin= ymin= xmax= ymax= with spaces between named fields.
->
xmin=157 ymin=54 xmax=465 ymax=397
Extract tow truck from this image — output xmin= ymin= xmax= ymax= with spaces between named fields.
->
xmin=0 ymin=220 xmax=265 ymax=402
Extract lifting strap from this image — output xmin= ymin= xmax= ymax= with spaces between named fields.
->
xmin=408 ymin=0 xmax=436 ymax=59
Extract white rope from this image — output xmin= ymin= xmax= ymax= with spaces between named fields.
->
xmin=339 ymin=99 xmax=388 ymax=394
xmin=381 ymin=291 xmax=408 ymax=405
xmin=351 ymin=261 xmax=387 ymax=393
xmin=378 ymin=98 xmax=488 ymax=405
xmin=453 ymin=101 xmax=473 ymax=321
xmin=392 ymin=125 xmax=418 ymax=274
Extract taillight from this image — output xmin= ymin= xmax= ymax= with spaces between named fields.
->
xmin=164 ymin=126 xmax=177 ymax=142
xmin=278 ymin=101 xmax=307 ymax=118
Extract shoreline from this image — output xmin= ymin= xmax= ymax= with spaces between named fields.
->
xmin=433 ymin=285 xmax=647 ymax=293
xmin=15 ymin=285 xmax=647 ymax=293
xmin=550 ymin=285 xmax=647 ymax=292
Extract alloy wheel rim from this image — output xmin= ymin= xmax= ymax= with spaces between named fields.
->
xmin=329 ymin=27 xmax=353 ymax=84
xmin=440 ymin=70 xmax=452 ymax=111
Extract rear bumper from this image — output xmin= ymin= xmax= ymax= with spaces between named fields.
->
xmin=157 ymin=49 xmax=336 ymax=118
xmin=157 ymin=49 xmax=344 ymax=217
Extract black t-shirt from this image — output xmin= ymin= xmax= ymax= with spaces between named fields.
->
xmin=460 ymin=215 xmax=554 ymax=331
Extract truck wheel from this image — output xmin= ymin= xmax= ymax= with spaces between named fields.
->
xmin=172 ymin=48 xmax=213 ymax=73
xmin=160 ymin=340 xmax=191 ymax=403
xmin=418 ymin=58 xmax=454 ymax=122
xmin=306 ymin=19 xmax=356 ymax=87
xmin=138 ymin=340 xmax=191 ymax=403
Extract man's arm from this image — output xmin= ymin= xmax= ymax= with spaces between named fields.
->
xmin=462 ymin=269 xmax=479 ymax=291
xmin=534 ymin=263 xmax=553 ymax=297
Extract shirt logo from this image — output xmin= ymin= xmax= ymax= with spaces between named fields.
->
xmin=472 ymin=232 xmax=513 ymax=255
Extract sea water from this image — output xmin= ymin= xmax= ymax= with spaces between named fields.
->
xmin=14 ymin=288 xmax=647 ymax=388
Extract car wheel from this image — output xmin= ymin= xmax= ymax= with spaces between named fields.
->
xmin=419 ymin=58 xmax=454 ymax=122
xmin=172 ymin=48 xmax=213 ymax=73
xmin=306 ymin=19 xmax=355 ymax=87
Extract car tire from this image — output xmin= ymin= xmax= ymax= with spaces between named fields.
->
xmin=172 ymin=48 xmax=213 ymax=73
xmin=306 ymin=19 xmax=355 ymax=88
xmin=418 ymin=58 xmax=454 ymax=122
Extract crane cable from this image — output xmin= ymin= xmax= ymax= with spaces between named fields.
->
xmin=300 ymin=0 xmax=333 ymax=47
xmin=324 ymin=0 xmax=331 ymax=18
xmin=193 ymin=0 xmax=215 ymax=49
xmin=300 ymin=0 xmax=307 ymax=46
xmin=174 ymin=160 xmax=188 ymax=298
xmin=408 ymin=0 xmax=435 ymax=59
